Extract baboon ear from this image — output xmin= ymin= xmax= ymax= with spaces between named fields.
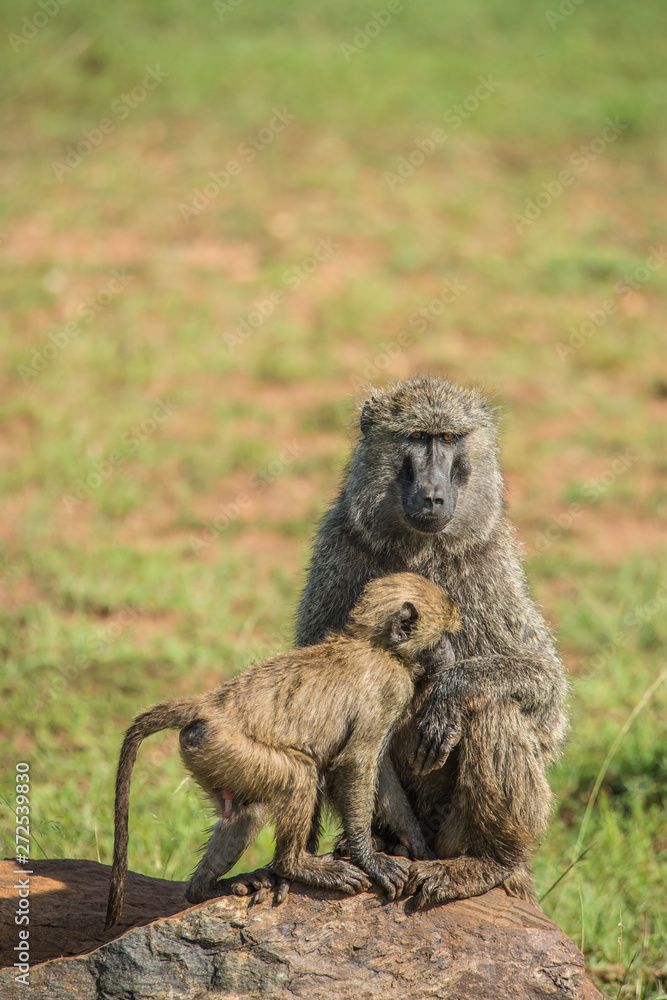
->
xmin=360 ymin=399 xmax=375 ymax=435
xmin=390 ymin=601 xmax=420 ymax=643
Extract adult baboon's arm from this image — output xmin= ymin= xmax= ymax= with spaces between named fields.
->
xmin=410 ymin=648 xmax=567 ymax=773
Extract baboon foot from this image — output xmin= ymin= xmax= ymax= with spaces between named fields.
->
xmin=390 ymin=842 xmax=410 ymax=858
xmin=185 ymin=871 xmax=218 ymax=904
xmin=392 ymin=830 xmax=437 ymax=861
xmin=404 ymin=857 xmax=508 ymax=909
xmin=376 ymin=836 xmax=436 ymax=861
xmin=403 ymin=860 xmax=456 ymax=908
xmin=356 ymin=852 xmax=411 ymax=900
xmin=274 ymin=854 xmax=372 ymax=895
xmin=503 ymin=862 xmax=538 ymax=906
xmin=230 ymin=866 xmax=290 ymax=905
xmin=185 ymin=870 xmax=288 ymax=906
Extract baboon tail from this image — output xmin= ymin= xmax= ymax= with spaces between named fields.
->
xmin=105 ymin=698 xmax=203 ymax=930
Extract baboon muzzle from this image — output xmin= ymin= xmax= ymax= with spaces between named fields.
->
xmin=399 ymin=448 xmax=458 ymax=533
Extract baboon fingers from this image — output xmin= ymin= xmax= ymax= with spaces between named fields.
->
xmin=408 ymin=880 xmax=455 ymax=910
xmin=248 ymin=878 xmax=291 ymax=905
xmin=334 ymin=865 xmax=373 ymax=894
xmin=274 ymin=878 xmax=291 ymax=904
xmin=380 ymin=827 xmax=436 ymax=861
xmin=404 ymin=856 xmax=512 ymax=906
xmin=274 ymin=855 xmax=372 ymax=894
xmin=358 ymin=853 xmax=411 ymax=900
xmin=230 ymin=867 xmax=290 ymax=905
xmin=403 ymin=859 xmax=448 ymax=898
xmin=409 ymin=719 xmax=461 ymax=774
xmin=408 ymin=737 xmax=441 ymax=774
xmin=426 ymin=728 xmax=462 ymax=773
xmin=230 ymin=867 xmax=274 ymax=897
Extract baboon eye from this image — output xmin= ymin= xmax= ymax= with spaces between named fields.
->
xmin=410 ymin=432 xmax=426 ymax=440
xmin=440 ymin=432 xmax=455 ymax=442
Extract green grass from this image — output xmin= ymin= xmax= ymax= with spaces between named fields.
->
xmin=1 ymin=1 xmax=666 ymax=995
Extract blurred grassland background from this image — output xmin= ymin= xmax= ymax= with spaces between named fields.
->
xmin=0 ymin=0 xmax=666 ymax=994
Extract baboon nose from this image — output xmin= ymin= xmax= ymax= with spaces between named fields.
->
xmin=422 ymin=486 xmax=445 ymax=510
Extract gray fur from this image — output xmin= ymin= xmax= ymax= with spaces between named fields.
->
xmin=296 ymin=374 xmax=568 ymax=907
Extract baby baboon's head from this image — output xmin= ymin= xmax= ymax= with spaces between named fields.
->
xmin=349 ymin=572 xmax=459 ymax=658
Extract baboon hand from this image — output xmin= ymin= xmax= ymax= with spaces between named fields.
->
xmin=403 ymin=859 xmax=454 ymax=908
xmin=409 ymin=701 xmax=462 ymax=774
xmin=309 ymin=857 xmax=373 ymax=895
xmin=359 ymin=853 xmax=411 ymax=900
xmin=272 ymin=854 xmax=372 ymax=895
xmin=231 ymin=866 xmax=290 ymax=905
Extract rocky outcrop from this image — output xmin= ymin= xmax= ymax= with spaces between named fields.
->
xmin=0 ymin=859 xmax=603 ymax=999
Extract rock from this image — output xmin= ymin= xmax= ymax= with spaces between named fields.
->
xmin=0 ymin=858 xmax=603 ymax=999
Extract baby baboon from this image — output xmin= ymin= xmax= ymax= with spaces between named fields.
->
xmin=105 ymin=572 xmax=459 ymax=928
xmin=292 ymin=375 xmax=569 ymax=908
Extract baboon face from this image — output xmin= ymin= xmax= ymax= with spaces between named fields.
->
xmin=397 ymin=432 xmax=469 ymax=534
xmin=353 ymin=377 xmax=501 ymax=546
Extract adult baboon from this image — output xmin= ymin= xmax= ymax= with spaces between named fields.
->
xmin=293 ymin=374 xmax=568 ymax=908
xmin=105 ymin=571 xmax=460 ymax=927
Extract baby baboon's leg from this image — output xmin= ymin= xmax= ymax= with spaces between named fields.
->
xmin=330 ymin=756 xmax=411 ymax=899
xmin=406 ymin=702 xmax=549 ymax=908
xmin=271 ymin=762 xmax=371 ymax=895
xmin=184 ymin=726 xmax=296 ymax=905
xmin=306 ymin=782 xmax=325 ymax=854
xmin=186 ymin=801 xmax=268 ymax=903
xmin=233 ymin=780 xmax=326 ymax=905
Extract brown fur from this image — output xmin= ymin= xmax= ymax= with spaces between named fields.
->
xmin=105 ymin=572 xmax=459 ymax=927
xmin=294 ymin=376 xmax=568 ymax=908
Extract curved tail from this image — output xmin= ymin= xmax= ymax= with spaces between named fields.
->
xmin=105 ymin=697 xmax=203 ymax=929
